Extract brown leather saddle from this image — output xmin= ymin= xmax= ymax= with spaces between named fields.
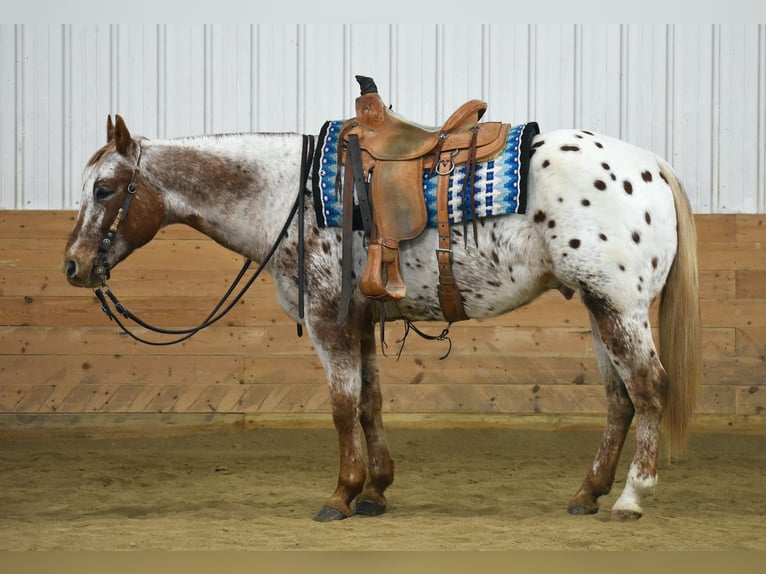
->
xmin=338 ymin=75 xmax=510 ymax=323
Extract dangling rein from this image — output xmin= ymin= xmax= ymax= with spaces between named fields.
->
xmin=93 ymin=135 xmax=315 ymax=346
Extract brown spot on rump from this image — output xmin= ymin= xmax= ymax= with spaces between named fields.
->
xmin=533 ymin=210 xmax=547 ymax=223
xmin=569 ymin=239 xmax=581 ymax=249
xmin=599 ymin=233 xmax=607 ymax=241
xmin=645 ymin=212 xmax=652 ymax=225
xmin=491 ymin=251 xmax=500 ymax=265
xmin=642 ymin=170 xmax=653 ymax=182
xmin=651 ymin=257 xmax=658 ymax=269
xmin=632 ymin=231 xmax=641 ymax=244
xmin=623 ymin=180 xmax=633 ymax=195
xmin=594 ymin=142 xmax=604 ymax=149
xmin=601 ymin=162 xmax=610 ymax=170
xmin=581 ymin=130 xmax=595 ymax=136
xmin=594 ymin=180 xmax=607 ymax=190
xmin=561 ymin=145 xmax=580 ymax=152
xmin=542 ymin=159 xmax=551 ymax=168
xmin=548 ymin=220 xmax=556 ymax=228
xmin=581 ymin=199 xmax=591 ymax=206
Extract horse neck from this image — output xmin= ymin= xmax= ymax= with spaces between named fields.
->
xmin=142 ymin=133 xmax=305 ymax=261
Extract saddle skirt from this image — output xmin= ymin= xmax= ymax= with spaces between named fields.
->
xmin=312 ymin=119 xmax=539 ymax=230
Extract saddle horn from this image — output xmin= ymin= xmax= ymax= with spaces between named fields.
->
xmin=355 ymin=75 xmax=378 ymax=95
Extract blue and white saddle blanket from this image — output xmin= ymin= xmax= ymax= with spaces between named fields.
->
xmin=311 ymin=120 xmax=539 ymax=229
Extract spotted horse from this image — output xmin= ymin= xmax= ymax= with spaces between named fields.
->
xmin=63 ymin=108 xmax=700 ymax=522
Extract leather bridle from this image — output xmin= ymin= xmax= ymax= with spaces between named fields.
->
xmin=95 ymin=142 xmax=143 ymax=282
xmin=93 ymin=135 xmax=314 ymax=346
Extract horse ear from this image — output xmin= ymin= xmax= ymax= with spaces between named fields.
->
xmin=113 ymin=115 xmax=132 ymax=156
xmin=107 ymin=115 xmax=115 ymax=143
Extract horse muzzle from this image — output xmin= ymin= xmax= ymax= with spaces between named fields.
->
xmin=62 ymin=255 xmax=102 ymax=288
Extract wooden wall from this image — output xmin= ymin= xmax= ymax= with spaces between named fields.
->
xmin=1 ymin=211 xmax=764 ymax=419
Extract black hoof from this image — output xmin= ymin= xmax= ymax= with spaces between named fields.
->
xmin=354 ymin=499 xmax=386 ymax=517
xmin=313 ymin=505 xmax=350 ymax=522
xmin=567 ymin=503 xmax=599 ymax=516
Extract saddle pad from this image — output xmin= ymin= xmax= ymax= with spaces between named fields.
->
xmin=312 ymin=120 xmax=539 ymax=229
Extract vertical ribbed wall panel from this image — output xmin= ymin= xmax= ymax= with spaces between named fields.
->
xmin=0 ymin=23 xmax=764 ymax=213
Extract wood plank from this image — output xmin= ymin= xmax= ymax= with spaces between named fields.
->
xmin=701 ymin=299 xmax=766 ymax=328
xmin=0 ymin=267 xmax=273 ymax=297
xmin=696 ymin=243 xmax=766 ymax=271
xmin=0 ymin=292 xmax=600 ymax=329
xmin=0 ymin=211 xmax=79 ymax=239
xmin=0 ymin=324 xmax=734 ymax=362
xmin=1 ymin=237 xmax=245 ymax=270
xmin=735 ymin=269 xmax=766 ymax=299
xmin=694 ymin=213 xmax=737 ymax=242
xmin=0 ymin=294 xmax=289 ymax=327
xmin=736 ymin=385 xmax=764 ymax=415
xmin=735 ymin=327 xmax=766 ymax=357
xmin=0 ymin=381 xmax=745 ymax=416
xmin=0 ymin=266 xmax=737 ymax=301
xmin=736 ymin=214 xmax=766 ymax=243
xmin=0 ymin=354 xmax=602 ymax=387
xmin=0 ymin=325 xmax=317 ymax=356
xmin=700 ymin=270 xmax=735 ymax=299
xmin=0 ymin=210 xmax=210 ymax=240
xmin=2 ymin=352 xmax=761 ymax=389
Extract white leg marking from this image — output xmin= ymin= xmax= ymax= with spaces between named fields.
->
xmin=612 ymin=463 xmax=657 ymax=515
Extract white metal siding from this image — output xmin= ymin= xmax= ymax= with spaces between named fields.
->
xmin=1 ymin=23 xmax=764 ymax=213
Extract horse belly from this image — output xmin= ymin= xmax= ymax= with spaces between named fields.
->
xmin=396 ymin=220 xmax=555 ymax=321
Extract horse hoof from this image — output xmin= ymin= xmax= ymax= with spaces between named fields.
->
xmin=313 ymin=505 xmax=351 ymax=522
xmin=354 ymin=499 xmax=387 ymax=517
xmin=611 ymin=509 xmax=642 ymax=522
xmin=567 ymin=502 xmax=599 ymax=516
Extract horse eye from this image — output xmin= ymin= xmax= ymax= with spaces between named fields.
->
xmin=95 ymin=188 xmax=115 ymax=201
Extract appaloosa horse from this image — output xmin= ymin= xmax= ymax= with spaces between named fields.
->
xmin=63 ymin=114 xmax=700 ymax=522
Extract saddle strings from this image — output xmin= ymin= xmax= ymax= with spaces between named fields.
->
xmin=95 ymin=135 xmax=315 ymax=346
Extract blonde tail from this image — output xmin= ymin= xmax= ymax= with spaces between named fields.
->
xmin=658 ymin=162 xmax=701 ymax=456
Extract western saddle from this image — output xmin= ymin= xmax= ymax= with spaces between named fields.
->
xmin=338 ymin=75 xmax=510 ymax=323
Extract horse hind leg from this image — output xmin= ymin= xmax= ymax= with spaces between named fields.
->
xmin=579 ymin=291 xmax=668 ymax=521
xmin=567 ymin=310 xmax=635 ymax=516
xmin=354 ymin=318 xmax=395 ymax=516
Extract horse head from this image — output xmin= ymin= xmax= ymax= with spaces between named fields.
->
xmin=63 ymin=115 xmax=166 ymax=288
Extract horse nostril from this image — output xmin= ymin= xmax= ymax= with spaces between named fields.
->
xmin=66 ymin=259 xmax=78 ymax=279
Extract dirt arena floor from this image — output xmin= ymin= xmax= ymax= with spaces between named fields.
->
xmin=0 ymin=418 xmax=764 ymax=551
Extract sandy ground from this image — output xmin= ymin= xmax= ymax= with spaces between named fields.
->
xmin=0 ymin=421 xmax=764 ymax=551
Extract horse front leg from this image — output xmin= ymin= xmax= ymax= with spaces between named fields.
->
xmin=310 ymin=309 xmax=367 ymax=522
xmin=354 ymin=318 xmax=394 ymax=516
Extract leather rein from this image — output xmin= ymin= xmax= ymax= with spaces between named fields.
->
xmin=93 ymin=135 xmax=315 ymax=346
